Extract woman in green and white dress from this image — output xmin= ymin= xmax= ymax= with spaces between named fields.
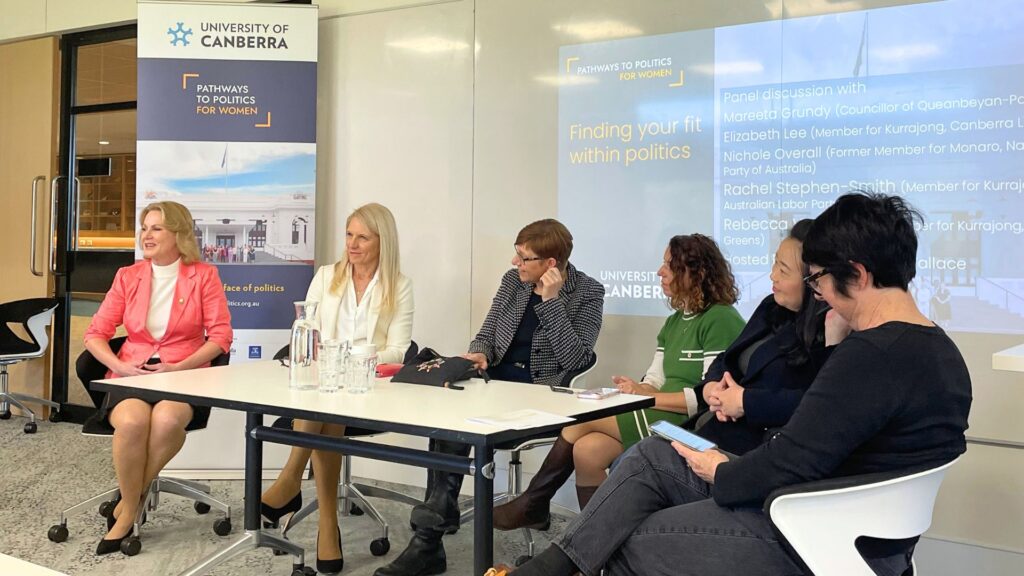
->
xmin=493 ymin=234 xmax=743 ymax=531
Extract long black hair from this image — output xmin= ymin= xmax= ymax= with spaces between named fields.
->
xmin=772 ymin=219 xmax=828 ymax=367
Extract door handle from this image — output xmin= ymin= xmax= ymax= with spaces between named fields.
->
xmin=49 ymin=176 xmax=64 ymax=274
xmin=30 ymin=175 xmax=45 ymax=276
xmin=72 ymin=176 xmax=82 ymax=251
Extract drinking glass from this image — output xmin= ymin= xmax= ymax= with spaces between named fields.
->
xmin=346 ymin=344 xmax=377 ymax=394
xmin=317 ymin=339 xmax=344 ymax=393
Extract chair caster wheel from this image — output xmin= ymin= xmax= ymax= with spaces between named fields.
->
xmin=47 ymin=524 xmax=68 ymax=543
xmin=120 ymin=536 xmax=141 ymax=556
xmin=24 ymin=421 xmax=37 ymax=434
xmin=49 ymin=411 xmax=62 ymax=423
xmin=370 ymin=537 xmax=390 ymax=556
xmin=194 ymin=501 xmax=211 ymax=514
xmin=213 ymin=518 xmax=231 ymax=536
xmin=99 ymin=500 xmax=117 ymax=518
xmin=272 ymin=549 xmax=288 ymax=556
xmin=0 ymin=409 xmax=11 ymax=420
xmin=349 ymin=503 xmax=364 ymax=516
xmin=263 ymin=519 xmax=279 ymax=530
xmin=291 ymin=567 xmax=316 ymax=576
xmin=515 ymin=555 xmax=531 ymax=567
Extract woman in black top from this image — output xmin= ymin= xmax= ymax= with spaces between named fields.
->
xmin=491 ymin=192 xmax=972 ymax=576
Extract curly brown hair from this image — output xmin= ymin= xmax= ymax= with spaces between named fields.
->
xmin=666 ymin=234 xmax=739 ymax=312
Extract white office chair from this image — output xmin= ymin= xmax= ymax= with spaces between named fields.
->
xmin=0 ymin=298 xmax=60 ymax=434
xmin=765 ymin=457 xmax=960 ymax=576
xmin=460 ymin=352 xmax=599 ymax=565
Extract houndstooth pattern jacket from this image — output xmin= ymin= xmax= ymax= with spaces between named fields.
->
xmin=467 ymin=262 xmax=604 ymax=386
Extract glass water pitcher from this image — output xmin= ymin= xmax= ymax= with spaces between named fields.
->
xmin=289 ymin=300 xmax=321 ymax=390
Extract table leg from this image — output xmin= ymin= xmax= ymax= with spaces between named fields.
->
xmin=178 ymin=412 xmax=310 ymax=576
xmin=244 ymin=411 xmax=262 ymax=532
xmin=473 ymin=444 xmax=495 ymax=575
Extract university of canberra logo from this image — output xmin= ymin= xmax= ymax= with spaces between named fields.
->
xmin=167 ymin=22 xmax=193 ymax=46
xmin=248 ymin=346 xmax=262 ymax=359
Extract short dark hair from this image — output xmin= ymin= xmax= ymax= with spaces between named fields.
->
xmin=516 ymin=219 xmax=573 ymax=265
xmin=666 ymin=234 xmax=739 ymax=312
xmin=803 ymin=192 xmax=923 ymax=296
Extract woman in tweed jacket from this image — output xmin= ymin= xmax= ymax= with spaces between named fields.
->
xmin=375 ymin=219 xmax=604 ymax=576
xmin=464 ymin=256 xmax=604 ymax=385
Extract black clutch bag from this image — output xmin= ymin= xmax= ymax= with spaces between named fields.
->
xmin=390 ymin=348 xmax=489 ymax=390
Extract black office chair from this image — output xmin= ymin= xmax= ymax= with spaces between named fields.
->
xmin=460 ymin=352 xmax=600 ymax=565
xmin=0 ymin=298 xmax=60 ymax=433
xmin=47 ymin=337 xmax=233 ymax=556
xmin=270 ymin=342 xmax=422 ymax=557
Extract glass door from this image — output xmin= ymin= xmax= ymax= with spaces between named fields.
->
xmin=52 ymin=27 xmax=137 ymax=422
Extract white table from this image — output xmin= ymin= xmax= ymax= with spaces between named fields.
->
xmin=0 ymin=554 xmax=67 ymax=576
xmin=992 ymin=343 xmax=1024 ymax=373
xmin=94 ymin=360 xmax=653 ymax=575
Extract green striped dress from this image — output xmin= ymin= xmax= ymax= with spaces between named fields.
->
xmin=616 ymin=304 xmax=745 ymax=448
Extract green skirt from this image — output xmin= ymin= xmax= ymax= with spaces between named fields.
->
xmin=616 ymin=390 xmax=690 ymax=449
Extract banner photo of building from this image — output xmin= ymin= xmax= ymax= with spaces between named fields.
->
xmin=137 ymin=1 xmax=318 ymax=363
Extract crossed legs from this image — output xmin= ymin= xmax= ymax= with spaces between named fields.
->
xmin=561 ymin=416 xmax=624 ymax=488
xmin=261 ymin=419 xmax=326 ymax=507
xmin=107 ymin=398 xmax=193 ymax=539
xmin=261 ymin=419 xmax=348 ymax=562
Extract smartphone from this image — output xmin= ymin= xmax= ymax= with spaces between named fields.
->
xmin=576 ymin=387 xmax=621 ymax=400
xmin=648 ymin=420 xmax=717 ymax=452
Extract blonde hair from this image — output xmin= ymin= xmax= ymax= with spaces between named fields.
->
xmin=329 ymin=203 xmax=401 ymax=317
xmin=138 ymin=201 xmax=201 ymax=264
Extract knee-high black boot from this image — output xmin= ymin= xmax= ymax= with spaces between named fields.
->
xmin=410 ymin=440 xmax=470 ymax=534
xmin=374 ymin=441 xmax=470 ymax=576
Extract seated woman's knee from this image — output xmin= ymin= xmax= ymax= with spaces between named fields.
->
xmin=148 ymin=402 xmax=192 ymax=437
xmin=636 ymin=436 xmax=685 ymax=467
xmin=573 ymin=433 xmax=618 ymax=470
xmin=110 ymin=400 xmax=152 ymax=434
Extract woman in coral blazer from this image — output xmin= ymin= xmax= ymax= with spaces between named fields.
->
xmin=83 ymin=201 xmax=232 ymax=555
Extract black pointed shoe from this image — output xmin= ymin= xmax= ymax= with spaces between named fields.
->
xmin=260 ymin=491 xmax=302 ymax=525
xmin=96 ymin=526 xmax=134 ymax=556
xmin=316 ymin=528 xmax=345 ymax=575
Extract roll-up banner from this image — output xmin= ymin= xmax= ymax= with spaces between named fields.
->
xmin=138 ymin=1 xmax=317 ymax=363
xmin=138 ymin=1 xmax=318 ymax=473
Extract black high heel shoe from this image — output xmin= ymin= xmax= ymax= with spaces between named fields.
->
xmin=260 ymin=491 xmax=302 ymax=526
xmin=316 ymin=528 xmax=344 ymax=575
xmin=96 ymin=526 xmax=134 ymax=556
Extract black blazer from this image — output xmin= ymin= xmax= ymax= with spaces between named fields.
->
xmin=694 ymin=295 xmax=830 ymax=455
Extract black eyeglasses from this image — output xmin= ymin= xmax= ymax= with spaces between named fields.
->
xmin=514 ymin=247 xmax=546 ymax=263
xmin=803 ymin=268 xmax=830 ymax=295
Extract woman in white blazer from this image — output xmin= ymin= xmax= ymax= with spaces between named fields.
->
xmin=261 ymin=203 xmax=414 ymax=574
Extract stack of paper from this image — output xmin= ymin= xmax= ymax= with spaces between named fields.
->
xmin=467 ymin=409 xmax=574 ymax=430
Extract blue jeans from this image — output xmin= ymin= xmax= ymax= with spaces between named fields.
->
xmin=554 ymin=437 xmax=910 ymax=576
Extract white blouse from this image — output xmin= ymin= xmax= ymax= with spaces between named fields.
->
xmin=334 ymin=268 xmax=379 ymax=346
xmin=146 ymin=258 xmax=181 ymax=348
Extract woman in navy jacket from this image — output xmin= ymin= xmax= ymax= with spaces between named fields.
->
xmin=693 ymin=219 xmax=833 ymax=456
